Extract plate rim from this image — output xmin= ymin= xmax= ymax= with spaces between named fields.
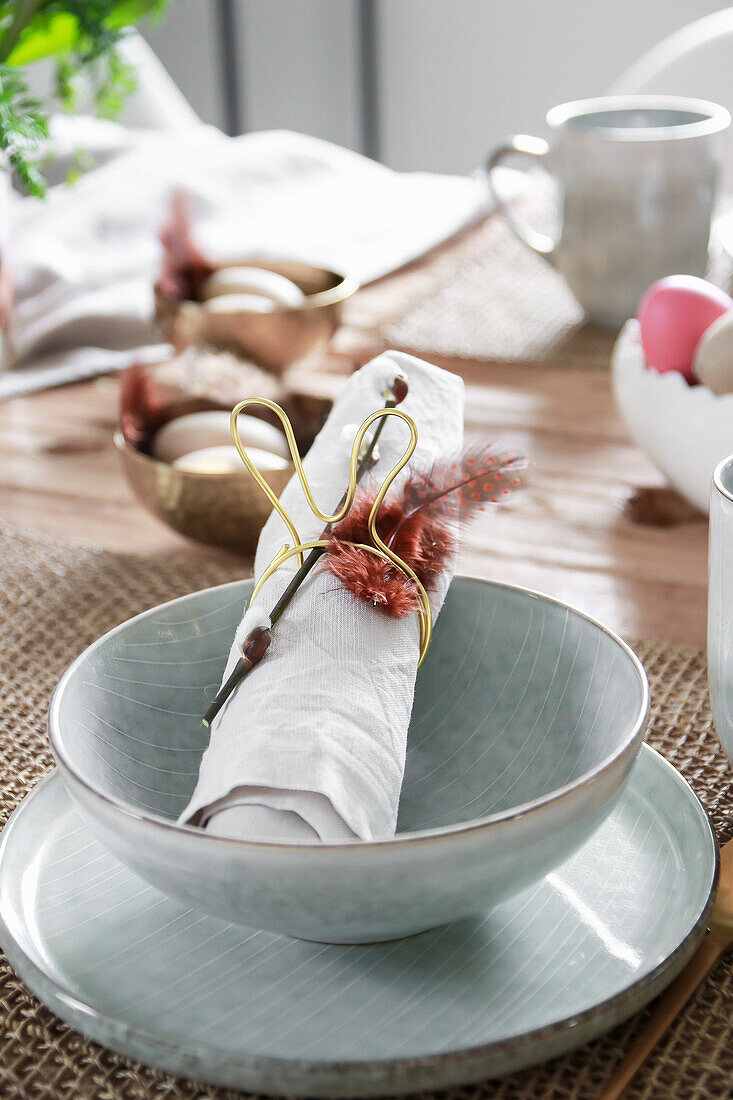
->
xmin=0 ymin=746 xmax=717 ymax=1091
xmin=47 ymin=573 xmax=650 ymax=850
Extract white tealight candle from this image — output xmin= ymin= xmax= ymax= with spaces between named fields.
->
xmin=201 ymin=266 xmax=305 ymax=308
xmin=173 ymin=445 xmax=289 ymax=475
xmin=153 ymin=411 xmax=290 ymax=464
xmin=203 ymin=293 xmax=278 ymax=315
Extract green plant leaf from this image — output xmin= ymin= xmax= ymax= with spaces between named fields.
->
xmin=6 ymin=13 xmax=80 ymax=66
xmin=0 ymin=62 xmax=48 ymax=196
xmin=105 ymin=0 xmax=169 ymax=31
xmin=0 ymin=1 xmax=169 ymax=196
xmin=6 ymin=2 xmax=169 ymax=66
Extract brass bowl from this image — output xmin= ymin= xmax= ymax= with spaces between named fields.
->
xmin=116 ymin=433 xmax=293 ymax=555
xmin=116 ymin=385 xmax=333 ymax=553
xmin=155 ymin=259 xmax=358 ymax=374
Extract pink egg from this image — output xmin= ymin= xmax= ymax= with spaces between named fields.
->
xmin=637 ymin=276 xmax=733 ymax=383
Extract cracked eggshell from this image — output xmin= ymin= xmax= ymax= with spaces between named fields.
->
xmin=613 ymin=319 xmax=733 ymax=513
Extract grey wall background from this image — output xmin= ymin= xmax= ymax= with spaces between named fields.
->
xmin=142 ymin=0 xmax=727 ymax=172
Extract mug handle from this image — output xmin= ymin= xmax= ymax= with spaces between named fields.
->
xmin=486 ymin=135 xmax=557 ymax=262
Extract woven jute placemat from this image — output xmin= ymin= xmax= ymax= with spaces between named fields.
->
xmin=384 ymin=212 xmax=611 ymax=370
xmin=1 ymin=523 xmax=732 ymax=1100
xmin=384 ymin=207 xmax=733 ymax=371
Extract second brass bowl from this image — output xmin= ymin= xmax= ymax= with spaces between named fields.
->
xmin=156 ymin=259 xmax=358 ymax=374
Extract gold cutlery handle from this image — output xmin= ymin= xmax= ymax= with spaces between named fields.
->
xmin=598 ymin=935 xmax=726 ymax=1100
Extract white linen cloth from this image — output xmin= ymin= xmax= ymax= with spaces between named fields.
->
xmin=180 ymin=350 xmax=464 ymax=842
xmin=1 ymin=120 xmax=490 ymax=398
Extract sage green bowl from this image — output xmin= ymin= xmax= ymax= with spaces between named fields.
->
xmin=48 ymin=577 xmax=648 ymax=944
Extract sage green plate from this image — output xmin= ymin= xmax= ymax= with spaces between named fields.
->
xmin=0 ymin=751 xmax=716 ymax=1097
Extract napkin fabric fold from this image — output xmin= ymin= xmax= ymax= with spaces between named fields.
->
xmin=180 ymin=350 xmax=464 ymax=842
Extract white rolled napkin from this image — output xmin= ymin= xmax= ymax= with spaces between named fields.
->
xmin=180 ymin=350 xmax=464 ymax=842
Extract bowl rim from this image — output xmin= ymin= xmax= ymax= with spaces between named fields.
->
xmin=48 ymin=575 xmax=649 ymax=851
xmin=713 ymin=454 xmax=733 ymax=503
xmin=547 ymin=95 xmax=731 ymax=141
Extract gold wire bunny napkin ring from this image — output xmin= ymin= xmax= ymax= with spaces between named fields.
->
xmin=230 ymin=398 xmax=433 ymax=661
xmin=201 ymin=394 xmax=433 ymax=728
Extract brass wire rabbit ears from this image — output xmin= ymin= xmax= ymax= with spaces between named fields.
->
xmin=230 ymin=397 xmax=433 ymax=663
xmin=202 ymin=374 xmax=432 ymax=727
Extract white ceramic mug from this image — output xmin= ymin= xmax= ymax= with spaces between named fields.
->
xmin=487 ymin=96 xmax=731 ymax=329
xmin=708 ymin=454 xmax=733 ymax=765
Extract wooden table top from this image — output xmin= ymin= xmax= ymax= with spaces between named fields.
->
xmin=0 ymin=223 xmax=708 ymax=649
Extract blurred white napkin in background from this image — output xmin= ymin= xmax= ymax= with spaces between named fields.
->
xmin=2 ymin=121 xmax=490 ymax=397
xmin=180 ymin=350 xmax=464 ymax=843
